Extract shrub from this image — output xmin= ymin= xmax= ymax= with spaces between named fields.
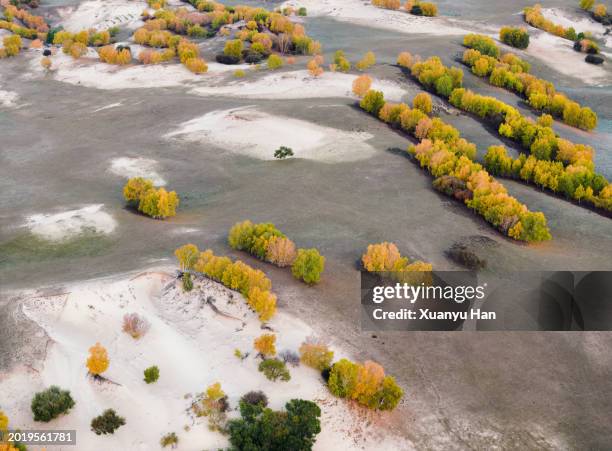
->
xmin=91 ymin=409 xmax=126 ymax=435
xmin=160 ymin=432 xmax=179 ymax=448
xmin=274 ymin=145 xmax=294 ymax=159
xmin=360 ymin=90 xmax=386 ymax=116
xmin=265 ymin=236 xmax=297 ymax=266
xmin=499 ymin=26 xmax=529 ymax=49
xmin=86 ymin=342 xmax=109 ymax=375
xmin=355 ymin=51 xmax=376 ymax=70
xmin=123 ymin=178 xmax=179 ymax=219
xmin=122 ymin=312 xmax=150 ymax=339
xmin=254 ymin=333 xmax=276 ymax=358
xmin=184 ymin=57 xmax=208 ymax=73
xmin=216 ymin=53 xmax=241 ymax=64
xmin=234 ymin=69 xmax=246 ymax=77
xmin=298 ymin=7 xmax=307 ymax=15
xmin=224 ymin=39 xmax=243 ymax=58
xmin=352 ymin=74 xmax=373 ymax=97
xmin=397 ymin=51 xmax=414 ymax=68
xmin=291 ymin=248 xmax=325 ymax=284
xmin=267 ymin=54 xmax=283 ymax=69
xmin=445 ymin=243 xmax=486 ymax=269
xmin=31 ymin=386 xmax=75 ymax=422
xmin=279 ymin=350 xmax=301 ymax=367
xmin=361 ymin=242 xmax=405 ymax=271
xmin=144 ymin=365 xmax=160 ymax=384
xmin=259 ymin=358 xmax=291 ymax=381
xmin=419 ymin=2 xmax=438 ymax=16
xmin=372 ymin=0 xmax=401 ymax=9
xmin=307 ymin=58 xmax=324 ymax=76
xmin=580 ymin=0 xmax=595 ymax=9
xmin=333 ymin=50 xmax=351 ymax=72
xmin=299 ymin=340 xmax=334 ymax=370
xmin=195 ymin=382 xmax=228 ymax=430
xmin=0 ymin=410 xmax=7 ymax=430
xmin=182 ymin=272 xmax=193 ymax=291
xmin=175 ymin=244 xmax=200 ymax=270
xmin=463 ymin=33 xmax=500 ymax=58
xmin=413 ymin=92 xmax=432 ymax=114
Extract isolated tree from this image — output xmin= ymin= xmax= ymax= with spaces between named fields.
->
xmin=258 ymin=359 xmax=291 ymax=381
xmin=396 ymin=51 xmax=413 ymax=68
xmin=91 ymin=409 xmax=125 ymax=435
xmin=352 ymin=74 xmax=373 ymax=97
xmin=144 ymin=365 xmax=160 ymax=384
xmin=254 ymin=333 xmax=277 ymax=358
xmin=160 ymin=432 xmax=179 ymax=448
xmin=31 ymin=386 xmax=75 ymax=422
xmin=355 ymin=51 xmax=376 ymax=70
xmin=122 ymin=313 xmax=150 ymax=339
xmin=86 ymin=342 xmax=109 ymax=376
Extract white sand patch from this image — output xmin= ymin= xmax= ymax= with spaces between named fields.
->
xmin=25 ymin=204 xmax=117 ymax=241
xmin=191 ymin=69 xmax=407 ymax=100
xmin=0 ymin=271 xmax=412 ymax=450
xmin=164 ymin=106 xmax=377 ymax=162
xmin=57 ymin=0 xmax=146 ymax=32
xmin=109 ymin=157 xmax=166 ymax=186
xmin=525 ymin=32 xmax=610 ymax=86
xmin=0 ymin=85 xmax=18 ymax=107
xmin=282 ymin=0 xmax=475 ymax=35
xmin=93 ymin=102 xmax=123 ymax=112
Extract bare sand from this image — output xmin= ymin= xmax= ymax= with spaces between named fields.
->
xmin=25 ymin=204 xmax=117 ymax=241
xmin=0 ymin=270 xmax=411 ymax=450
xmin=164 ymin=106 xmax=378 ymax=163
xmin=109 ymin=157 xmax=166 ymax=186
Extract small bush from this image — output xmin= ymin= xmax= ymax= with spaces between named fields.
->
xmin=144 ymin=365 xmax=160 ymax=384
xmin=254 ymin=333 xmax=276 ymax=358
xmin=267 ymin=54 xmax=284 ymax=69
xmin=234 ymin=69 xmax=246 ymax=77
xmin=182 ymin=272 xmax=193 ymax=292
xmin=160 ymin=432 xmax=179 ymax=448
xmin=259 ymin=358 xmax=291 ymax=381
xmin=274 ymin=146 xmax=294 ymax=159
xmin=224 ymin=39 xmax=243 ymax=58
xmin=299 ymin=341 xmax=334 ymax=370
xmin=91 ymin=409 xmax=126 ymax=435
xmin=445 ymin=243 xmax=486 ymax=269
xmin=279 ymin=350 xmax=300 ymax=367
xmin=122 ymin=313 xmax=150 ymax=339
xmin=31 ymin=386 xmax=75 ymax=422
xmin=298 ymin=7 xmax=307 ymax=15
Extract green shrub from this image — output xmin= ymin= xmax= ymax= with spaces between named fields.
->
xmin=274 ymin=146 xmax=294 ymax=159
xmin=499 ymin=27 xmax=530 ymax=49
xmin=267 ymin=54 xmax=283 ymax=69
xmin=258 ymin=358 xmax=291 ymax=381
xmin=91 ymin=409 xmax=126 ymax=435
xmin=160 ymin=432 xmax=179 ymax=448
xmin=144 ymin=365 xmax=160 ymax=384
xmin=360 ymin=90 xmax=386 ymax=116
xmin=291 ymin=248 xmax=325 ymax=284
xmin=463 ymin=33 xmax=500 ymax=58
xmin=31 ymin=386 xmax=75 ymax=422
xmin=298 ymin=7 xmax=307 ymax=15
xmin=182 ymin=272 xmax=193 ymax=292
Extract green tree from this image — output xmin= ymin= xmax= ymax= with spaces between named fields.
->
xmin=31 ymin=386 xmax=75 ymax=422
xmin=291 ymin=248 xmax=325 ymax=284
xmin=91 ymin=409 xmax=126 ymax=435
xmin=359 ymin=90 xmax=385 ymax=116
xmin=259 ymin=359 xmax=291 ymax=381
xmin=144 ymin=365 xmax=160 ymax=384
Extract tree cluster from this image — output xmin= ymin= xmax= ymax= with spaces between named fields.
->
xmin=175 ymin=244 xmax=277 ymax=321
xmin=194 ymin=382 xmax=229 ymax=430
xmin=362 ymin=242 xmax=433 ymax=273
xmin=0 ymin=35 xmax=21 ymax=58
xmin=328 ymin=359 xmax=404 ymax=410
xmin=228 ymin=397 xmax=321 ymax=450
xmin=484 ymin=145 xmax=611 ymax=211
xmin=463 ymin=33 xmax=499 ymax=57
xmin=499 ymin=26 xmax=530 ymax=49
xmin=461 ymin=46 xmax=598 ymax=130
xmin=123 ymin=177 xmax=179 ymax=219
xmin=361 ymin=88 xmax=552 ymax=242
xmin=580 ymin=0 xmax=610 ymax=23
xmin=228 ymin=220 xmax=325 ymax=284
xmin=410 ymin=56 xmax=463 ymax=97
xmin=524 ymin=4 xmax=579 ymax=41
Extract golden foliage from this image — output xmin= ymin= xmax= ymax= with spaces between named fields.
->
xmin=265 ymin=236 xmax=297 ymax=267
xmin=299 ymin=341 xmax=334 ymax=370
xmin=352 ymin=74 xmax=373 ymax=97
xmin=254 ymin=333 xmax=276 ymax=357
xmin=86 ymin=342 xmax=109 ymax=375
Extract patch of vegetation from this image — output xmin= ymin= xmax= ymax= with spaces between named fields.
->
xmin=274 ymin=146 xmax=294 ymax=159
xmin=258 ymin=358 xmax=291 ymax=381
xmin=31 ymin=386 xmax=75 ymax=422
xmin=144 ymin=365 xmax=160 ymax=384
xmin=91 ymin=409 xmax=126 ymax=435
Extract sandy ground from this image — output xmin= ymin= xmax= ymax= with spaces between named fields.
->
xmin=164 ymin=106 xmax=378 ymax=162
xmin=25 ymin=204 xmax=117 ymax=241
xmin=109 ymin=157 xmax=166 ymax=186
xmin=0 ymin=85 xmax=18 ymax=107
xmin=541 ymin=7 xmax=612 ymax=47
xmin=0 ymin=270 xmax=411 ymax=451
xmin=281 ymin=0 xmax=477 ymax=36
xmin=191 ymin=69 xmax=408 ymax=100
xmin=57 ymin=0 xmax=146 ymax=32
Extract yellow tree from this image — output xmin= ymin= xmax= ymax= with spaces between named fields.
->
xmin=253 ymin=333 xmax=276 ymax=358
xmin=86 ymin=342 xmax=109 ymax=375
xmin=0 ymin=410 xmax=8 ymax=430
xmin=175 ymin=244 xmax=200 ymax=270
xmin=299 ymin=341 xmax=334 ymax=370
xmin=413 ymin=92 xmax=432 ymax=114
xmin=362 ymin=242 xmax=406 ymax=271
xmin=353 ymin=360 xmax=385 ymax=404
xmin=248 ymin=288 xmax=277 ymax=321
xmin=352 ymin=74 xmax=373 ymax=97
xmin=265 ymin=236 xmax=297 ymax=267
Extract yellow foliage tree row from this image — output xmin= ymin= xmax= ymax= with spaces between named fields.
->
xmin=175 ymin=244 xmax=277 ymax=321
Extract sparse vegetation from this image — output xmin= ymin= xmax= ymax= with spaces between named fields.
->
xmin=91 ymin=409 xmax=126 ymax=435
xmin=274 ymin=146 xmax=294 ymax=159
xmin=160 ymin=432 xmax=179 ymax=448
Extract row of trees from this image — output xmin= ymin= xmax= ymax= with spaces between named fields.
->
xmin=174 ymin=244 xmax=277 ymax=321
xmin=0 ymin=35 xmax=21 ymax=58
xmin=362 ymin=242 xmax=432 ymax=271
xmin=484 ymin=146 xmax=612 ymax=211
xmin=360 ymin=88 xmax=552 ymax=242
xmin=123 ymin=177 xmax=179 ymax=219
xmin=228 ymin=220 xmax=326 ymax=284
xmin=580 ymin=0 xmax=609 ymax=23
xmin=462 ymin=37 xmax=598 ymax=130
xmin=524 ymin=4 xmax=583 ymax=41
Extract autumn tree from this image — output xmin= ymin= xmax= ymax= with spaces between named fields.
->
xmin=175 ymin=243 xmax=200 ymax=270
xmin=123 ymin=177 xmax=153 ymax=203
xmin=362 ymin=242 xmax=406 ymax=271
xmin=265 ymin=236 xmax=297 ymax=267
xmin=247 ymin=287 xmax=277 ymax=321
xmin=355 ymin=51 xmax=376 ymax=70
xmin=360 ymin=90 xmax=385 ymax=116
xmin=307 ymin=57 xmax=324 ymax=76
xmin=352 ymin=74 xmax=373 ymax=97
xmin=299 ymin=340 xmax=334 ymax=370
xmin=413 ymin=92 xmax=432 ymax=114
xmin=291 ymin=248 xmax=325 ymax=284
xmin=397 ymin=51 xmax=414 ymax=68
xmin=87 ymin=342 xmax=109 ymax=376
xmin=254 ymin=333 xmax=276 ymax=358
